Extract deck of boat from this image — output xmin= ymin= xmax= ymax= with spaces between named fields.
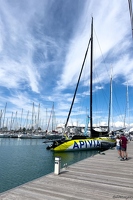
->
xmin=1 ymin=141 xmax=133 ymax=200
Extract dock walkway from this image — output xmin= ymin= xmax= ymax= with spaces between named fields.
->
xmin=1 ymin=142 xmax=133 ymax=200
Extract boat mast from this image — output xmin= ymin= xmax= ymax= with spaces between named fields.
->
xmin=46 ymin=102 xmax=54 ymax=132
xmin=52 ymin=102 xmax=54 ymax=131
xmin=14 ymin=111 xmax=17 ymax=132
xmin=90 ymin=18 xmax=93 ymax=137
xmin=128 ymin=0 xmax=133 ymax=38
xmin=10 ymin=112 xmax=13 ymax=132
xmin=26 ymin=110 xmax=29 ymax=131
xmin=37 ymin=103 xmax=40 ymax=133
xmin=20 ymin=108 xmax=23 ymax=130
xmin=2 ymin=102 xmax=7 ymax=131
xmin=31 ymin=102 xmax=35 ymax=133
xmin=127 ymin=83 xmax=130 ymax=131
xmin=108 ymin=72 xmax=113 ymax=133
xmin=124 ymin=82 xmax=130 ymax=130
xmin=0 ymin=110 xmax=3 ymax=130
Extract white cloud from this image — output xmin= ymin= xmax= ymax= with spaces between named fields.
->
xmin=56 ymin=0 xmax=132 ymax=91
xmin=0 ymin=0 xmax=133 ymax=128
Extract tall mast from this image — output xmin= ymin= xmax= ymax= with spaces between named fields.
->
xmin=2 ymin=102 xmax=7 ymax=131
xmin=127 ymin=83 xmax=130 ymax=130
xmin=46 ymin=102 xmax=54 ymax=132
xmin=10 ymin=112 xmax=13 ymax=131
xmin=124 ymin=82 xmax=130 ymax=130
xmin=20 ymin=108 xmax=23 ymax=129
xmin=26 ymin=110 xmax=29 ymax=130
xmin=0 ymin=110 xmax=3 ymax=129
xmin=32 ymin=102 xmax=34 ymax=132
xmin=45 ymin=108 xmax=47 ymax=132
xmin=52 ymin=102 xmax=54 ymax=131
xmin=90 ymin=18 xmax=93 ymax=136
xmin=108 ymin=70 xmax=113 ymax=133
xmin=14 ymin=111 xmax=17 ymax=131
xmin=37 ymin=103 xmax=40 ymax=132
xmin=128 ymin=0 xmax=133 ymax=38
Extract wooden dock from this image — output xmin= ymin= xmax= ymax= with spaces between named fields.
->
xmin=1 ymin=142 xmax=133 ymax=200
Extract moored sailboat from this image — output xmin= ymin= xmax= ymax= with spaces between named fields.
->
xmin=46 ymin=18 xmax=116 ymax=152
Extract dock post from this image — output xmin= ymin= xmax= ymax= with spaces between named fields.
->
xmin=54 ymin=157 xmax=61 ymax=175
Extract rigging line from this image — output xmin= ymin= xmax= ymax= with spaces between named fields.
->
xmin=93 ymin=64 xmax=109 ymax=114
xmin=94 ymin=27 xmax=125 ymax=124
xmin=64 ymin=37 xmax=91 ymax=129
xmin=93 ymin=27 xmax=111 ymax=79
xmin=93 ymin=29 xmax=113 ymax=124
xmin=128 ymin=0 xmax=133 ymax=38
xmin=93 ymin=28 xmax=114 ymax=113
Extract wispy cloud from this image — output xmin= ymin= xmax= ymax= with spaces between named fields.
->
xmin=0 ymin=0 xmax=132 ymax=128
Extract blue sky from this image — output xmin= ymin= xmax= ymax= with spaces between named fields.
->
xmin=0 ymin=0 xmax=133 ymax=130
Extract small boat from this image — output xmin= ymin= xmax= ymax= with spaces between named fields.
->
xmin=30 ymin=134 xmax=44 ymax=139
xmin=18 ymin=133 xmax=32 ymax=139
xmin=45 ymin=130 xmax=62 ymax=140
xmin=10 ymin=133 xmax=19 ymax=138
xmin=46 ymin=18 xmax=116 ymax=152
xmin=0 ymin=133 xmax=10 ymax=138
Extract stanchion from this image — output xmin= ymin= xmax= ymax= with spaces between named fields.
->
xmin=54 ymin=157 xmax=61 ymax=175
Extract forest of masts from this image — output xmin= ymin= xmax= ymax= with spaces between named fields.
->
xmin=0 ymin=102 xmax=57 ymax=133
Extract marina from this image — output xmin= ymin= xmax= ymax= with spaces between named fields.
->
xmin=0 ymin=140 xmax=133 ymax=199
xmin=0 ymin=1 xmax=133 ymax=199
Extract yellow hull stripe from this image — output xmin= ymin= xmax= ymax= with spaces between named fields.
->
xmin=52 ymin=137 xmax=115 ymax=152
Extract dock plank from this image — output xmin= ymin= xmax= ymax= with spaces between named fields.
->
xmin=1 ymin=141 xmax=133 ymax=200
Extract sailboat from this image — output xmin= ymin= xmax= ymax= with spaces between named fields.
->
xmin=45 ymin=103 xmax=62 ymax=140
xmin=46 ymin=18 xmax=116 ymax=151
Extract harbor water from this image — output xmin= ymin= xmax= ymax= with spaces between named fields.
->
xmin=0 ymin=138 xmax=98 ymax=193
